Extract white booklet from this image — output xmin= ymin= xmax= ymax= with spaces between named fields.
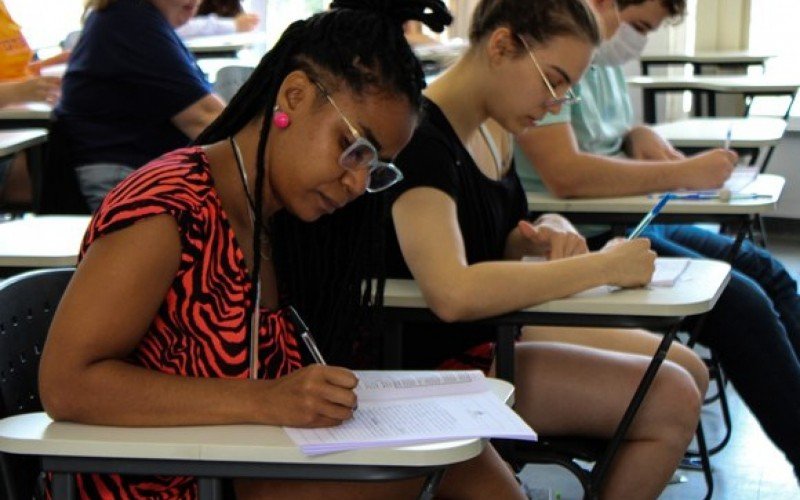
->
xmin=284 ymin=370 xmax=537 ymax=455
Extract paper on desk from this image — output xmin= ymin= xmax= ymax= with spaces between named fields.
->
xmin=569 ymin=258 xmax=690 ymax=296
xmin=722 ymin=166 xmax=759 ymax=193
xmin=284 ymin=370 xmax=536 ymax=455
xmin=650 ymin=257 xmax=690 ymax=287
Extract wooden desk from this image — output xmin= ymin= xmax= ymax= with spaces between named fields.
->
xmin=382 ymin=260 xmax=730 ymax=494
xmin=185 ymin=32 xmax=265 ymax=58
xmin=0 ymin=378 xmax=512 ymax=500
xmin=626 ymin=75 xmax=800 ymax=123
xmin=640 ymin=51 xmax=773 ymax=75
xmin=0 ymin=103 xmax=53 ymax=130
xmin=0 ymin=215 xmax=89 ymax=269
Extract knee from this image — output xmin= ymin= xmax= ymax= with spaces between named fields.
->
xmin=652 ymin=362 xmax=702 ymax=441
xmin=668 ymin=343 xmax=710 ymax=396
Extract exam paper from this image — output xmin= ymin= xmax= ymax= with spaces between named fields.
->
xmin=284 ymin=370 xmax=536 ymax=455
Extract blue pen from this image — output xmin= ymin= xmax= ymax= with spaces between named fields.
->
xmin=649 ymin=192 xmax=771 ymax=201
xmin=724 ymin=124 xmax=732 ymax=150
xmin=628 ymin=193 xmax=673 ymax=239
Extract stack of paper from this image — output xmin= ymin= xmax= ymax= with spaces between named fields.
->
xmin=285 ymin=370 xmax=536 ymax=455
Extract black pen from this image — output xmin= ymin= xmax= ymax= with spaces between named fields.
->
xmin=288 ymin=306 xmax=327 ymax=365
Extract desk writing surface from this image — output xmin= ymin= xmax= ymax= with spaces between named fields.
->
xmin=0 ymin=215 xmax=90 ymax=267
xmin=0 ymin=128 xmax=48 ymax=157
xmin=526 ymin=174 xmax=784 ymax=216
xmin=384 ymin=258 xmax=731 ymax=318
xmin=185 ymin=32 xmax=265 ymax=55
xmin=640 ymin=51 xmax=773 ymax=65
xmin=0 ymin=103 xmax=53 ymax=121
xmin=627 ymin=75 xmax=800 ymax=93
xmin=0 ymin=379 xmax=512 ymax=467
xmin=653 ymin=117 xmax=786 ymax=148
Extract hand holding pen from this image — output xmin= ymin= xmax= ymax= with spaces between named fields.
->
xmin=278 ymin=306 xmax=358 ymax=427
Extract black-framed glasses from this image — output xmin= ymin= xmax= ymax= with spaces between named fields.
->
xmin=313 ymin=81 xmax=404 ymax=193
xmin=517 ymin=35 xmax=581 ymax=107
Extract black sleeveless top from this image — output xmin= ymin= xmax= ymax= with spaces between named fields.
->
xmin=385 ymin=98 xmax=527 ymax=369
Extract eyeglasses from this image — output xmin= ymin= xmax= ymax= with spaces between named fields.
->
xmin=517 ymin=35 xmax=581 ymax=107
xmin=313 ymin=81 xmax=404 ymax=193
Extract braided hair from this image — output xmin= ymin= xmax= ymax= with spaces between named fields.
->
xmin=196 ymin=0 xmax=452 ymax=367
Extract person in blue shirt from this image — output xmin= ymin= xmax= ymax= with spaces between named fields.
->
xmin=516 ymin=0 xmax=800 ymax=481
xmin=54 ymin=0 xmax=225 ymax=211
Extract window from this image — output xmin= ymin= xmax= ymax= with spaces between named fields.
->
xmin=4 ymin=0 xmax=83 ymax=51
xmin=748 ymin=0 xmax=800 ymax=120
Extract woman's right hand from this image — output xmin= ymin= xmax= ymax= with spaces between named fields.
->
xmin=12 ymin=76 xmax=61 ymax=104
xmin=261 ymin=364 xmax=359 ymax=428
xmin=599 ymin=238 xmax=656 ymax=288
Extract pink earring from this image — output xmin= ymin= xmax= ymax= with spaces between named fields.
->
xmin=272 ymin=105 xmax=291 ymax=129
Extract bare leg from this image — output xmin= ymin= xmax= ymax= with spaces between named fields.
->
xmin=499 ymin=341 xmax=701 ymax=500
xmin=234 ymin=445 xmax=525 ymax=500
xmin=521 ymin=326 xmax=709 ymax=395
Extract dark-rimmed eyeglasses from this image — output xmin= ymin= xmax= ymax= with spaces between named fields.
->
xmin=517 ymin=35 xmax=581 ymax=107
xmin=314 ymin=81 xmax=404 ymax=193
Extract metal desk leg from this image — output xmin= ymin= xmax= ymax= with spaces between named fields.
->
xmin=198 ymin=477 xmax=223 ymax=500
xmin=495 ymin=325 xmax=517 ymax=383
xmin=590 ymin=323 xmax=680 ymax=491
xmin=643 ymin=89 xmax=657 ymax=124
xmin=52 ymin=472 xmax=76 ymax=500
xmin=417 ymin=468 xmax=446 ymax=500
xmin=383 ymin=321 xmax=404 ymax=369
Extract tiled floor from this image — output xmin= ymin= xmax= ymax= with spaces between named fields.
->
xmin=519 ymin=226 xmax=800 ymax=499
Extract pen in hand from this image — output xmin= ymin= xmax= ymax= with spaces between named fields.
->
xmin=628 ymin=193 xmax=674 ymax=240
xmin=288 ymin=305 xmax=327 ymax=365
xmin=288 ymin=305 xmax=359 ymax=412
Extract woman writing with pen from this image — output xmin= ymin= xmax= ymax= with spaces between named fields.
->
xmin=37 ymin=1 xmax=528 ymax=498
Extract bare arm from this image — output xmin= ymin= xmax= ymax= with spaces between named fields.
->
xmin=0 ymin=77 xmax=61 ymax=107
xmin=39 ymin=215 xmax=357 ymax=428
xmin=391 ymin=187 xmax=655 ymax=322
xmin=171 ymin=93 xmax=226 ymax=140
xmin=517 ymin=122 xmax=736 ymax=198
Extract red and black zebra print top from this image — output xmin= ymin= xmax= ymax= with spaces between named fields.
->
xmin=73 ymin=147 xmax=303 ymax=499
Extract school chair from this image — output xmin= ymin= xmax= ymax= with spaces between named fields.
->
xmin=0 ymin=267 xmax=74 ymax=500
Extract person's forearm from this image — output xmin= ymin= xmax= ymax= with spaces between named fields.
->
xmin=0 ymin=82 xmax=22 ymax=108
xmin=419 ymin=252 xmax=611 ymax=322
xmin=41 ymin=359 xmax=265 ymax=426
xmin=542 ymin=151 xmax=689 ymax=198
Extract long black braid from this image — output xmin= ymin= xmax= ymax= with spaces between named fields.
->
xmin=196 ymin=0 xmax=452 ymax=368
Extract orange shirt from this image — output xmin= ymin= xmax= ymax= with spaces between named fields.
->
xmin=0 ymin=0 xmax=33 ymax=80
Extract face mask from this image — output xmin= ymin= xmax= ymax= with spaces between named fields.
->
xmin=593 ymin=22 xmax=648 ymax=66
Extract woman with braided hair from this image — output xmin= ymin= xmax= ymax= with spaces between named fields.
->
xmin=39 ymin=1 xmax=526 ymax=498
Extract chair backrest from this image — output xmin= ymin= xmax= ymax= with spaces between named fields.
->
xmin=0 ymin=268 xmax=73 ymax=500
xmin=213 ymin=65 xmax=255 ymax=102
